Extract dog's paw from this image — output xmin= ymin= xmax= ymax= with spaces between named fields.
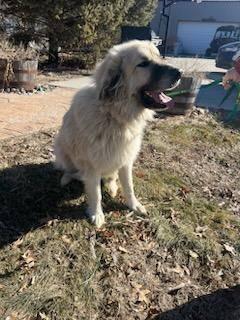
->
xmin=127 ymin=199 xmax=147 ymax=214
xmin=89 ymin=211 xmax=105 ymax=228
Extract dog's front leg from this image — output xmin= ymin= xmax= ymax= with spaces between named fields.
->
xmin=85 ymin=174 xmax=105 ymax=228
xmin=119 ymin=164 xmax=146 ymax=214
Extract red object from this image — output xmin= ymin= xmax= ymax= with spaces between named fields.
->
xmin=234 ymin=57 xmax=240 ymax=75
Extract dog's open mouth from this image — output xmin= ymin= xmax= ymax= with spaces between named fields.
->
xmin=141 ymin=89 xmax=174 ymax=110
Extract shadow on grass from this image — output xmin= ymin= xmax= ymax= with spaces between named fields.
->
xmin=0 ymin=162 xmax=126 ymax=248
xmin=0 ymin=162 xmax=88 ymax=247
xmin=151 ymin=285 xmax=240 ymax=320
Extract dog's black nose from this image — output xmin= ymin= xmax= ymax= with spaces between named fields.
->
xmin=151 ymin=64 xmax=182 ymax=87
xmin=174 ymin=69 xmax=182 ymax=81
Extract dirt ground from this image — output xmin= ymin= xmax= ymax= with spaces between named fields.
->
xmin=0 ymin=87 xmax=76 ymax=139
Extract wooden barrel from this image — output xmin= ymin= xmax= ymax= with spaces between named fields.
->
xmin=165 ymin=76 xmax=202 ymax=115
xmin=11 ymin=60 xmax=38 ymax=91
xmin=0 ymin=58 xmax=8 ymax=90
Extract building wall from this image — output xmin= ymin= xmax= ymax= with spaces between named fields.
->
xmin=151 ymin=0 xmax=240 ymax=50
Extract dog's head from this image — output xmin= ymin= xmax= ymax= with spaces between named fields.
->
xmin=94 ymin=40 xmax=181 ymax=111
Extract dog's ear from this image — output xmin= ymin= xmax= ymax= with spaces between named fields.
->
xmin=94 ymin=50 xmax=125 ymax=100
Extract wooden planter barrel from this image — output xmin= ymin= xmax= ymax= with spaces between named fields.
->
xmin=11 ymin=60 xmax=38 ymax=91
xmin=0 ymin=58 xmax=8 ymax=90
xmin=165 ymin=76 xmax=202 ymax=115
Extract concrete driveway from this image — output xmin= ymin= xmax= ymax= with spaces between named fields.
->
xmin=196 ymin=79 xmax=237 ymax=111
xmin=50 ymin=75 xmax=92 ymax=89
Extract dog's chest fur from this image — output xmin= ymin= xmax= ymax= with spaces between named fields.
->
xmin=85 ymin=113 xmax=147 ymax=174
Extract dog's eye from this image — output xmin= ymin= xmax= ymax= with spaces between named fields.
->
xmin=137 ymin=60 xmax=150 ymax=68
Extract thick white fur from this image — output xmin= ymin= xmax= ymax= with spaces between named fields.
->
xmin=54 ymin=41 xmax=163 ymax=227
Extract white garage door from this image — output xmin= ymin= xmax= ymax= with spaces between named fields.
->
xmin=177 ymin=21 xmax=235 ymax=55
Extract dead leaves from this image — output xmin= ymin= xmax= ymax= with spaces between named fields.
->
xmin=167 ymin=282 xmax=187 ymax=294
xmin=118 ymin=246 xmax=129 ymax=254
xmin=189 ymin=250 xmax=199 ymax=259
xmin=0 ymin=283 xmax=6 ymax=290
xmin=131 ymin=283 xmax=151 ymax=305
xmin=195 ymin=225 xmax=208 ymax=238
xmin=5 ymin=313 xmax=19 ymax=320
xmin=12 ymin=238 xmax=23 ymax=249
xmin=135 ymin=171 xmax=146 ymax=179
xmin=21 ymin=249 xmax=36 ymax=269
xmin=61 ymin=234 xmax=72 ymax=244
xmin=168 ymin=263 xmax=190 ymax=278
xmin=223 ymin=243 xmax=236 ymax=256
xmin=38 ymin=312 xmax=51 ymax=320
xmin=178 ymin=186 xmax=191 ymax=198
xmin=138 ymin=289 xmax=151 ymax=304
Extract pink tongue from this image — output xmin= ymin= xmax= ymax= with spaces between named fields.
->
xmin=151 ymin=91 xmax=175 ymax=108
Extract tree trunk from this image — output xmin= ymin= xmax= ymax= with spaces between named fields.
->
xmin=48 ymin=34 xmax=59 ymax=65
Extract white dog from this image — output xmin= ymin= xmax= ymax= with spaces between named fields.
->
xmin=54 ymin=40 xmax=181 ymax=227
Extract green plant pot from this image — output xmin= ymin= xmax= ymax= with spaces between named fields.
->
xmin=164 ymin=76 xmax=202 ymax=115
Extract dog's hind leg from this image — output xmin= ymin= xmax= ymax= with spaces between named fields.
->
xmin=60 ymin=171 xmax=83 ymax=186
xmin=54 ymin=145 xmax=81 ymax=186
xmin=104 ymin=171 xmax=119 ymax=198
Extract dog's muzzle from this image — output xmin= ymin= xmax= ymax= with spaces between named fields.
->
xmin=140 ymin=66 xmax=182 ymax=110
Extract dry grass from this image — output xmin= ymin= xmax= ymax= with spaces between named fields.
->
xmin=0 ymin=39 xmax=38 ymax=60
xmin=0 ymin=112 xmax=240 ymax=319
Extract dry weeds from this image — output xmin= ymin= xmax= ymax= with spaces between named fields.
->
xmin=0 ymin=40 xmax=38 ymax=60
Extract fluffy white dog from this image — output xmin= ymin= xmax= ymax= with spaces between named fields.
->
xmin=54 ymin=40 xmax=181 ymax=227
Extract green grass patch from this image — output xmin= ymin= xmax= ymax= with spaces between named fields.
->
xmin=135 ymin=152 xmax=240 ymax=270
xmin=154 ymin=118 xmax=240 ymax=148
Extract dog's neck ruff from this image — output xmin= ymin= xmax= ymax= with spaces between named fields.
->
xmin=99 ymin=98 xmax=154 ymax=125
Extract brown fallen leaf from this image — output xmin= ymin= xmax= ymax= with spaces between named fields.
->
xmin=12 ymin=237 xmax=23 ymax=249
xmin=31 ymin=276 xmax=36 ymax=285
xmin=21 ymin=249 xmax=35 ymax=268
xmin=195 ymin=225 xmax=208 ymax=238
xmin=118 ymin=246 xmax=129 ymax=253
xmin=47 ymin=219 xmax=59 ymax=226
xmin=38 ymin=312 xmax=51 ymax=320
xmin=111 ymin=211 xmax=122 ymax=218
xmin=168 ymin=282 xmax=186 ymax=294
xmin=170 ymin=208 xmax=179 ymax=226
xmin=223 ymin=243 xmax=236 ymax=256
xmin=183 ymin=265 xmax=191 ymax=276
xmin=131 ymin=282 xmax=151 ymax=304
xmin=189 ymin=250 xmax=199 ymax=259
xmin=98 ymin=229 xmax=114 ymax=238
xmin=138 ymin=289 xmax=151 ymax=304
xmin=179 ymin=186 xmax=191 ymax=195
xmin=135 ymin=171 xmax=145 ymax=179
xmin=5 ymin=313 xmax=18 ymax=320
xmin=170 ymin=263 xmax=185 ymax=277
xmin=61 ymin=235 xmax=72 ymax=244
xmin=195 ymin=226 xmax=208 ymax=233
xmin=19 ymin=281 xmax=28 ymax=293
xmin=0 ymin=283 xmax=5 ymax=290
xmin=131 ymin=282 xmax=143 ymax=290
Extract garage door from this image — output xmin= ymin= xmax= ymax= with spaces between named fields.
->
xmin=177 ymin=21 xmax=235 ymax=55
